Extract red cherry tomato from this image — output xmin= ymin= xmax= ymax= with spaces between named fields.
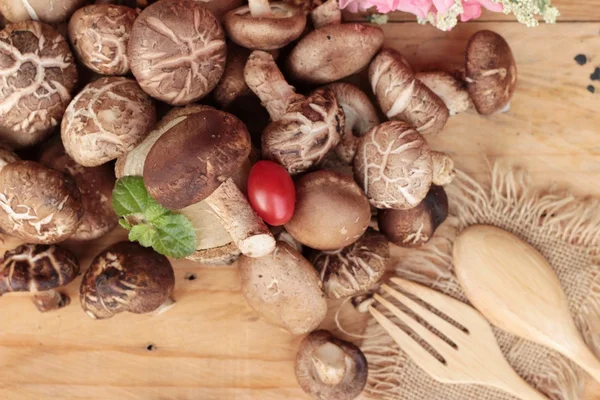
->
xmin=247 ymin=161 xmax=295 ymax=226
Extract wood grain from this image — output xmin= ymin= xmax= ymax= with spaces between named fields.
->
xmin=1 ymin=19 xmax=600 ymax=400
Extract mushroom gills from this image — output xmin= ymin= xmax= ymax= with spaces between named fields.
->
xmin=312 ymin=342 xmax=350 ymax=386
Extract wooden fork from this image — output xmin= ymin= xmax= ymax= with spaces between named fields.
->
xmin=369 ymin=277 xmax=547 ymax=400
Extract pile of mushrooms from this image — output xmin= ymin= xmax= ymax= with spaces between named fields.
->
xmin=0 ymin=0 xmax=519 ymax=398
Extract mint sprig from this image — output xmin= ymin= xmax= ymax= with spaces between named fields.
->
xmin=112 ymin=176 xmax=196 ymax=258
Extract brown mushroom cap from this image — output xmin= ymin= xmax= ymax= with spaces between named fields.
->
xmin=0 ymin=161 xmax=83 ymax=243
xmin=416 ymin=71 xmax=471 ymax=116
xmin=0 ymin=21 xmax=77 ymax=149
xmin=325 ymin=82 xmax=380 ymax=164
xmin=262 ymin=87 xmax=344 ymax=174
xmin=354 ymin=121 xmax=433 ymax=210
xmin=39 ymin=140 xmax=117 ymax=241
xmin=284 ymin=170 xmax=371 ymax=250
xmin=295 ymin=330 xmax=368 ymax=400
xmin=80 ymin=241 xmax=175 ymax=320
xmin=239 ymin=241 xmax=327 ymax=335
xmin=311 ymin=228 xmax=389 ymax=299
xmin=466 ymin=30 xmax=518 ymax=115
xmin=196 ymin=0 xmax=246 ymax=19
xmin=128 ymin=0 xmax=227 ymax=105
xmin=224 ymin=2 xmax=306 ymax=51
xmin=0 ymin=145 xmax=19 ymax=173
xmin=61 ymin=76 xmax=156 ymax=167
xmin=287 ymin=23 xmax=384 ymax=84
xmin=369 ymin=48 xmax=449 ymax=136
xmin=144 ymin=109 xmax=251 ymax=210
xmin=213 ymin=42 xmax=253 ymax=108
xmin=0 ymin=244 xmax=79 ymax=294
xmin=0 ymin=0 xmax=86 ymax=23
xmin=378 ymin=185 xmax=448 ymax=247
xmin=68 ymin=5 xmax=137 ymax=76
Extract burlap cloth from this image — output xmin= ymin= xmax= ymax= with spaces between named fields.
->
xmin=361 ymin=164 xmax=600 ymax=400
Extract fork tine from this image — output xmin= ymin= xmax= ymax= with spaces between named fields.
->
xmin=368 ymin=304 xmax=444 ymax=368
xmin=390 ymin=277 xmax=475 ymax=328
xmin=373 ymin=293 xmax=455 ymax=358
xmin=381 ymin=283 xmax=465 ymax=343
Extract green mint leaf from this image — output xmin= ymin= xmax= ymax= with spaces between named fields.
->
xmin=152 ymin=214 xmax=197 ymax=258
xmin=112 ymin=176 xmax=150 ymax=217
xmin=129 ymin=224 xmax=157 ymax=248
xmin=145 ymin=200 xmax=169 ymax=222
xmin=119 ymin=218 xmax=132 ymax=230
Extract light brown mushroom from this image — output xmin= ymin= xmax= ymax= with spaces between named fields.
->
xmin=295 ymin=330 xmax=368 ymax=400
xmin=68 ymin=4 xmax=137 ymax=76
xmin=354 ymin=121 xmax=433 ymax=210
xmin=143 ymin=109 xmax=275 ymax=258
xmin=128 ymin=0 xmax=227 ymax=105
xmin=0 ymin=244 xmax=79 ymax=312
xmin=80 ymin=241 xmax=175 ymax=320
xmin=0 ymin=21 xmax=78 ymax=149
xmin=239 ymin=241 xmax=327 ymax=335
xmin=370 ymin=48 xmax=449 ymax=136
xmin=245 ymin=51 xmax=343 ymax=174
xmin=223 ymin=1 xmax=306 ymax=51
xmin=378 ymin=185 xmax=448 ymax=248
xmin=61 ymin=76 xmax=156 ymax=167
xmin=0 ymin=145 xmax=19 ymax=173
xmin=196 ymin=0 xmax=246 ymax=19
xmin=287 ymin=23 xmax=384 ymax=85
xmin=115 ymin=105 xmax=245 ymax=265
xmin=311 ymin=0 xmax=341 ymax=29
xmin=0 ymin=0 xmax=86 ymax=23
xmin=431 ymin=151 xmax=455 ymax=186
xmin=213 ymin=43 xmax=254 ymax=108
xmin=466 ymin=30 xmax=518 ymax=115
xmin=39 ymin=140 xmax=117 ymax=241
xmin=325 ymin=83 xmax=380 ymax=164
xmin=284 ymin=170 xmax=371 ymax=251
xmin=0 ymin=161 xmax=83 ymax=243
xmin=416 ymin=71 xmax=471 ymax=116
xmin=311 ymin=228 xmax=389 ymax=299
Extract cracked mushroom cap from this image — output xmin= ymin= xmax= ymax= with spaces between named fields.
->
xmin=325 ymin=83 xmax=380 ymax=164
xmin=223 ymin=2 xmax=306 ymax=51
xmin=0 ymin=0 xmax=86 ymax=23
xmin=311 ymin=228 xmax=389 ymax=299
xmin=80 ymin=241 xmax=175 ymax=320
xmin=239 ymin=241 xmax=327 ymax=335
xmin=61 ymin=76 xmax=156 ymax=167
xmin=354 ymin=121 xmax=433 ymax=210
xmin=286 ymin=23 xmax=384 ymax=85
xmin=68 ymin=4 xmax=138 ymax=76
xmin=378 ymin=185 xmax=448 ymax=248
xmin=262 ymin=87 xmax=344 ymax=174
xmin=144 ymin=109 xmax=251 ymax=210
xmin=466 ymin=30 xmax=517 ymax=115
xmin=128 ymin=0 xmax=227 ymax=105
xmin=0 ymin=21 xmax=78 ymax=149
xmin=369 ymin=48 xmax=449 ymax=136
xmin=40 ymin=140 xmax=117 ymax=241
xmin=284 ymin=170 xmax=371 ymax=251
xmin=295 ymin=330 xmax=368 ymax=400
xmin=0 ymin=145 xmax=19 ymax=172
xmin=0 ymin=243 xmax=79 ymax=301
xmin=0 ymin=161 xmax=83 ymax=243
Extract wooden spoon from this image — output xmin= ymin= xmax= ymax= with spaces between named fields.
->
xmin=453 ymin=225 xmax=600 ymax=384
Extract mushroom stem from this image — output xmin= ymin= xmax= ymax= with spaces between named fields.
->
xmin=248 ymin=0 xmax=274 ymax=17
xmin=244 ymin=51 xmax=304 ymax=121
xmin=32 ymin=290 xmax=70 ymax=312
xmin=205 ymin=179 xmax=276 ymax=258
xmin=312 ymin=342 xmax=348 ymax=386
xmin=311 ymin=0 xmax=341 ymax=29
xmin=151 ymin=296 xmax=176 ymax=316
xmin=432 ymin=151 xmax=455 ymax=186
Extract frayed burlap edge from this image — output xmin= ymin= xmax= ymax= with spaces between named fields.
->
xmin=361 ymin=163 xmax=600 ymax=400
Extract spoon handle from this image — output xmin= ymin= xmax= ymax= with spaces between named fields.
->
xmin=492 ymin=368 xmax=548 ymax=400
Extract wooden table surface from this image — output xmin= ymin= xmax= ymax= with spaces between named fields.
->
xmin=2 ymin=2 xmax=600 ymax=400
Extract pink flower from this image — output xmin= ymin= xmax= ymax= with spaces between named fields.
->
xmin=338 ymin=0 xmax=372 ymax=13
xmin=432 ymin=0 xmax=454 ymax=14
xmin=460 ymin=0 xmax=503 ymax=22
xmin=394 ymin=0 xmax=434 ymax=19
